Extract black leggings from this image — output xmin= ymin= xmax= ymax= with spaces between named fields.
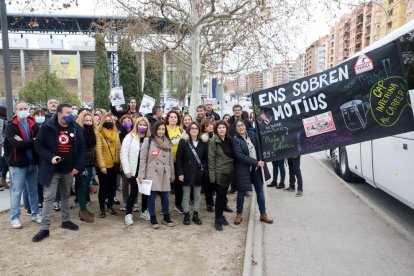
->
xmin=126 ymin=177 xmax=148 ymax=214
xmin=215 ymin=184 xmax=229 ymax=220
xmin=96 ymin=167 xmax=117 ymax=210
xmin=204 ymin=176 xmax=215 ymax=207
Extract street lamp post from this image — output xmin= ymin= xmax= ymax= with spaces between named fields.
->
xmin=0 ymin=0 xmax=14 ymax=120
xmin=370 ymin=0 xmax=406 ymax=35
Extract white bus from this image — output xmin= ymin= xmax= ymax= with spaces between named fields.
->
xmin=327 ymin=21 xmax=414 ymax=209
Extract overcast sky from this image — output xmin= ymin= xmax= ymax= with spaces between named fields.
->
xmin=7 ymin=0 xmax=353 ymax=58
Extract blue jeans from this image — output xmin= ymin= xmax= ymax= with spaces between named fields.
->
xmin=236 ymin=169 xmax=266 ymax=215
xmin=272 ymin=159 xmax=286 ymax=184
xmin=23 ymin=185 xmax=30 ymax=210
xmin=10 ymin=165 xmax=39 ymax=220
xmin=148 ymin=191 xmax=169 ymax=217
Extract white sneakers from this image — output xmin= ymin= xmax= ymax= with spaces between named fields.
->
xmin=32 ymin=214 xmax=42 ymax=224
xmin=125 ymin=214 xmax=133 ymax=226
xmin=11 ymin=218 xmax=22 ymax=229
xmin=140 ymin=210 xmax=150 ymax=221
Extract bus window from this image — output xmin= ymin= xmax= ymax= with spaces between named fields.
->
xmin=400 ymin=30 xmax=414 ymax=89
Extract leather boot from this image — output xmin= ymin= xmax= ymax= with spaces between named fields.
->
xmin=234 ymin=213 xmax=242 ymax=225
xmin=79 ymin=210 xmax=94 ymax=223
xmin=0 ymin=177 xmax=10 ymax=189
xmin=86 ymin=208 xmax=94 ymax=217
xmin=183 ymin=212 xmax=190 ymax=225
xmin=260 ymin=213 xmax=273 ymax=224
xmin=192 ymin=211 xmax=202 ymax=225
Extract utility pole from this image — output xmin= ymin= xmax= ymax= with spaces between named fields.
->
xmin=0 ymin=0 xmax=14 ymax=120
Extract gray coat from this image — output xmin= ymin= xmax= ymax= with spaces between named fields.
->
xmin=138 ymin=137 xmax=175 ymax=192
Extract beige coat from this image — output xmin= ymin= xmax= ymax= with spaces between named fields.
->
xmin=138 ymin=137 xmax=175 ymax=192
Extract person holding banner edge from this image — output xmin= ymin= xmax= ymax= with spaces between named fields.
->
xmin=232 ymin=119 xmax=273 ymax=225
xmin=110 ymin=96 xmax=141 ymax=118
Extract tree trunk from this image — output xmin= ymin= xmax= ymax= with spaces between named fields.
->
xmin=189 ymin=1 xmax=201 ymax=118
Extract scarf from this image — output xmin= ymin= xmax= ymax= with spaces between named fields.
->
xmin=101 ymin=127 xmax=118 ymax=143
xmin=153 ymin=136 xmax=172 ymax=152
xmin=219 ymin=136 xmax=234 ymax=159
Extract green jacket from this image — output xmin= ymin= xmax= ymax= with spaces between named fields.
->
xmin=208 ymin=135 xmax=234 ymax=186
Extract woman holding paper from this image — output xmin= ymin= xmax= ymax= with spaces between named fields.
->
xmin=176 ymin=122 xmax=208 ymax=225
xmin=120 ymin=117 xmax=151 ymax=226
xmin=138 ymin=121 xmax=175 ymax=229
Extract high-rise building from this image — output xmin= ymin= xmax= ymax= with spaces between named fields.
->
xmin=262 ymin=69 xmax=274 ymax=89
xmin=379 ymin=0 xmax=408 ymax=36
xmin=304 ymin=36 xmax=327 ymax=76
xmin=272 ymin=60 xmax=297 ymax=85
xmin=295 ymin=53 xmax=306 ymax=79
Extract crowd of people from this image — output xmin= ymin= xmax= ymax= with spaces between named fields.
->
xmin=0 ymin=97 xmax=303 ymax=242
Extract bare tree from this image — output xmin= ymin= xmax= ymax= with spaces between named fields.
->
xmin=172 ymin=57 xmax=191 ymax=106
xmin=10 ymin=0 xmax=351 ymax=116
xmin=109 ymin=0 xmax=332 ymax=116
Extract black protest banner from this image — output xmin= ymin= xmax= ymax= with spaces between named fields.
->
xmin=252 ymin=40 xmax=414 ymax=162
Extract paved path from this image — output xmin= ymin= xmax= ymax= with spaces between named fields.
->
xmin=0 ymin=185 xmax=10 ymax=213
xmin=257 ymin=155 xmax=414 ymax=276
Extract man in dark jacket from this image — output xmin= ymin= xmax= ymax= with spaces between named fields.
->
xmin=5 ymin=101 xmax=41 ymax=229
xmin=145 ymin=105 xmax=163 ymax=128
xmin=45 ymin=98 xmax=59 ymax=123
xmin=32 ymin=103 xmax=86 ymax=242
xmin=205 ymin=100 xmax=220 ymax=122
xmin=228 ymin=104 xmax=253 ymax=137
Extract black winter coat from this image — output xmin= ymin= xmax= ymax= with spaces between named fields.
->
xmin=82 ymin=126 xmax=96 ymax=168
xmin=35 ymin=114 xmax=86 ymax=186
xmin=232 ymin=132 xmax=261 ymax=192
xmin=175 ymin=138 xmax=208 ymax=187
xmin=4 ymin=117 xmax=39 ymax=167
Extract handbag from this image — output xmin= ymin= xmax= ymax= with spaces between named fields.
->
xmin=187 ymin=141 xmax=207 ymax=174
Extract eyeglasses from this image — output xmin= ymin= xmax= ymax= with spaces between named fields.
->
xmin=190 ymin=127 xmax=199 ymax=130
xmin=236 ymin=124 xmax=245 ymax=128
xmin=233 ymin=109 xmax=242 ymax=112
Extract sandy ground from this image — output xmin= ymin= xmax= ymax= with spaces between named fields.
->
xmin=0 ymin=191 xmax=249 ymax=276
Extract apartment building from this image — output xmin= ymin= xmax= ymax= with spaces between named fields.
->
xmin=304 ymin=36 xmax=327 ymax=76
xmin=379 ymin=0 xmax=408 ymax=36
xmin=295 ymin=53 xmax=306 ymax=79
xmin=272 ymin=60 xmax=297 ymax=86
xmin=406 ymin=0 xmax=414 ymax=22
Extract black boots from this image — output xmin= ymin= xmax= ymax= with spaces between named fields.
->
xmin=183 ymin=212 xmax=190 ymax=225
xmin=192 ymin=211 xmax=202 ymax=225
xmin=215 ymin=219 xmax=223 ymax=231
xmin=32 ymin=229 xmax=49 ymax=242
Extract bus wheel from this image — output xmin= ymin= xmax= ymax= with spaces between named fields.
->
xmin=339 ymin=147 xmax=354 ymax=182
xmin=330 ymin=149 xmax=340 ymax=175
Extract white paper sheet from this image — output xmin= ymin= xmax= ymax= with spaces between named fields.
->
xmin=137 ymin=179 xmax=152 ymax=195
